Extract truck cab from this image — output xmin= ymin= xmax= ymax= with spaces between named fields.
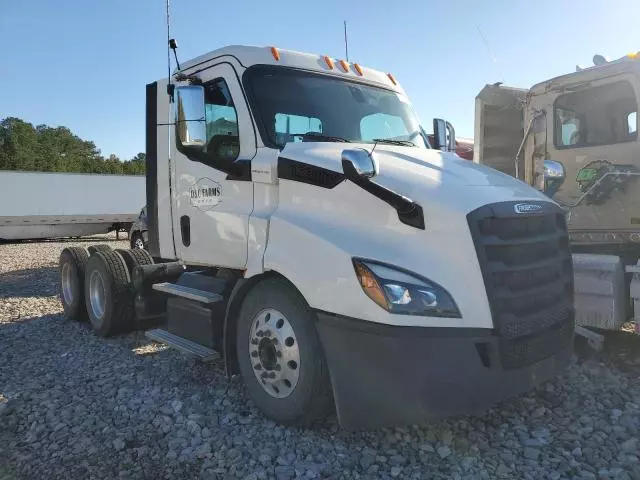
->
xmin=60 ymin=45 xmax=574 ymax=429
xmin=475 ymin=52 xmax=640 ymax=334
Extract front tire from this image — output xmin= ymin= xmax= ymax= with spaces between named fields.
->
xmin=236 ymin=278 xmax=333 ymax=426
xmin=84 ymin=251 xmax=135 ymax=337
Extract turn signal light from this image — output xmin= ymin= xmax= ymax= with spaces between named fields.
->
xmin=323 ymin=55 xmax=334 ymax=70
xmin=270 ymin=46 xmax=280 ymax=61
xmin=354 ymin=262 xmax=388 ymax=311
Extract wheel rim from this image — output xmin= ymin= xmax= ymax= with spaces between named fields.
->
xmin=61 ymin=262 xmax=75 ymax=305
xmin=89 ymin=270 xmax=107 ymax=321
xmin=134 ymin=237 xmax=144 ymax=249
xmin=249 ymin=308 xmax=300 ymax=398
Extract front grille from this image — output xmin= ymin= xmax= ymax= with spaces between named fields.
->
xmin=467 ymin=201 xmax=574 ymax=370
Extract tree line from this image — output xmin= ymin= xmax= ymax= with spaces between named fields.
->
xmin=0 ymin=117 xmax=145 ymax=175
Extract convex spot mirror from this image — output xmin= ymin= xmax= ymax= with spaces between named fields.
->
xmin=543 ymin=159 xmax=566 ymax=197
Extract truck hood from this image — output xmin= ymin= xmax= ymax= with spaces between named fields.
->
xmin=280 ymin=142 xmax=548 ymax=208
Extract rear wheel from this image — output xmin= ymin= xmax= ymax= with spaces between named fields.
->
xmin=236 ymin=278 xmax=333 ymax=426
xmin=87 ymin=244 xmax=112 ymax=255
xmin=130 ymin=232 xmax=147 ymax=250
xmin=59 ymin=247 xmax=89 ymax=321
xmin=115 ymin=248 xmax=154 ymax=275
xmin=85 ymin=251 xmax=135 ymax=337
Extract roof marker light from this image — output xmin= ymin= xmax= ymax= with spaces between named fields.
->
xmin=628 ymin=52 xmax=640 ymax=59
xmin=323 ymin=55 xmax=334 ymax=70
xmin=271 ymin=46 xmax=280 ymax=61
xmin=353 ymin=63 xmax=363 ymax=76
xmin=339 ymin=60 xmax=349 ymax=72
xmin=387 ymin=73 xmax=397 ymax=85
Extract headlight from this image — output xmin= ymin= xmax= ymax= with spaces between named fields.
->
xmin=353 ymin=259 xmax=461 ymax=317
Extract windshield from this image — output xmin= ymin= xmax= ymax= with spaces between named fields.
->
xmin=244 ymin=66 xmax=429 ymax=149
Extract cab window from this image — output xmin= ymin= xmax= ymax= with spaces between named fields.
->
xmin=554 ymin=80 xmax=638 ymax=148
xmin=628 ymin=111 xmax=637 ymax=136
xmin=274 ymin=113 xmax=322 ymax=144
xmin=203 ymin=79 xmax=240 ymax=163
xmin=360 ymin=113 xmax=409 ymax=142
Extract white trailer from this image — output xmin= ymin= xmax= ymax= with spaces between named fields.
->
xmin=0 ymin=171 xmax=145 ymax=240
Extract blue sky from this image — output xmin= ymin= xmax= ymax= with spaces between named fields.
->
xmin=2 ymin=0 xmax=638 ymax=159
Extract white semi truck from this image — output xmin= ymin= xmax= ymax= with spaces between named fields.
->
xmin=58 ymin=45 xmax=574 ymax=429
xmin=0 ymin=170 xmax=145 ymax=240
xmin=475 ymin=52 xmax=640 ymax=343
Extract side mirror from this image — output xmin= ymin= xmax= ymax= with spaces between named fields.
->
xmin=432 ymin=118 xmax=456 ymax=152
xmin=341 ymin=148 xmax=378 ymax=180
xmin=543 ymin=159 xmax=566 ymax=197
xmin=175 ymin=86 xmax=207 ymax=149
xmin=433 ymin=119 xmax=447 ymax=150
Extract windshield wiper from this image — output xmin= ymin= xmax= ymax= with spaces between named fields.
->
xmin=372 ymin=138 xmax=415 ymax=147
xmin=295 ymin=132 xmax=350 ymax=143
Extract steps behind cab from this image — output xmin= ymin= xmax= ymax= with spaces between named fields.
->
xmin=145 ymin=270 xmax=240 ymax=358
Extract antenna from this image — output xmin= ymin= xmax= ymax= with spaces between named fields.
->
xmin=344 ymin=21 xmax=349 ymax=62
xmin=166 ymin=0 xmax=171 ymax=77
xmin=165 ymin=0 xmax=183 ymax=97
xmin=476 ymin=24 xmax=504 ymax=83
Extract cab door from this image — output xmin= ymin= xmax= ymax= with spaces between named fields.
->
xmin=530 ymin=75 xmax=640 ymax=234
xmin=171 ymin=63 xmax=256 ymax=268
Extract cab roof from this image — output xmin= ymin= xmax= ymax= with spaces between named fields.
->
xmin=177 ymin=45 xmax=405 ymax=94
xmin=530 ymin=54 xmax=640 ymax=96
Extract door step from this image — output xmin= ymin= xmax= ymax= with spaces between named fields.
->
xmin=152 ymin=282 xmax=223 ymax=304
xmin=145 ymin=328 xmax=219 ymax=361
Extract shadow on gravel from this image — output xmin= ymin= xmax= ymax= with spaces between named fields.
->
xmin=598 ymin=331 xmax=640 ymax=371
xmin=0 ymin=267 xmax=58 ymax=298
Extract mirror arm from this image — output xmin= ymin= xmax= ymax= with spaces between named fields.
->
xmin=342 ymin=161 xmax=425 ymax=230
xmin=446 ymin=121 xmax=456 ymax=152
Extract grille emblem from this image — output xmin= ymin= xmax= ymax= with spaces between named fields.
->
xmin=514 ymin=203 xmax=543 ymax=214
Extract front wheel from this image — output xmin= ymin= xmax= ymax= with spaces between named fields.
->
xmin=236 ymin=278 xmax=333 ymax=426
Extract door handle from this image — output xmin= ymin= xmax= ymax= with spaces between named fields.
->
xmin=180 ymin=215 xmax=191 ymax=247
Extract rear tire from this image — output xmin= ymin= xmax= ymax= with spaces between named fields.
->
xmin=59 ymin=247 xmax=89 ymax=321
xmin=84 ymin=251 xmax=135 ymax=337
xmin=115 ymin=248 xmax=154 ymax=275
xmin=88 ymin=244 xmax=112 ymax=255
xmin=236 ymin=278 xmax=333 ymax=426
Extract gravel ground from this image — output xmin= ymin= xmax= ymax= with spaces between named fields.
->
xmin=1 ymin=235 xmax=640 ymax=480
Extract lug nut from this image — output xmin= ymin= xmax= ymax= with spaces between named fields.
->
xmin=251 ymin=351 xmax=258 ymax=358
xmin=251 ymin=338 xmax=259 ymax=345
